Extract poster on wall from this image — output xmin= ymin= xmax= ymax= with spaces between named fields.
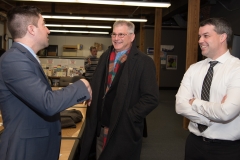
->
xmin=160 ymin=45 xmax=174 ymax=65
xmin=147 ymin=45 xmax=174 ymax=62
xmin=166 ymin=55 xmax=177 ymax=70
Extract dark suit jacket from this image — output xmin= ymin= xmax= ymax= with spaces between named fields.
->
xmin=0 ymin=42 xmax=90 ymax=160
xmin=79 ymin=44 xmax=159 ymax=160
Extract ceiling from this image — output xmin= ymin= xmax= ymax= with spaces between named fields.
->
xmin=0 ymin=0 xmax=211 ymax=36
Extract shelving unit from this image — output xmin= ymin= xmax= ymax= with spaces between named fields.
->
xmin=62 ymin=45 xmax=78 ymax=56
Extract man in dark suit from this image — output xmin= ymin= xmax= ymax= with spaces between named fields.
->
xmin=0 ymin=5 xmax=92 ymax=160
xmin=79 ymin=20 xmax=159 ymax=160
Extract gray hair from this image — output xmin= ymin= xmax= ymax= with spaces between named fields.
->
xmin=113 ymin=20 xmax=135 ymax=33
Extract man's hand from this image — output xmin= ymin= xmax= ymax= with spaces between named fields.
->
xmin=189 ymin=98 xmax=195 ymax=105
xmin=80 ymin=79 xmax=92 ymax=106
xmin=87 ymin=58 xmax=91 ymax=65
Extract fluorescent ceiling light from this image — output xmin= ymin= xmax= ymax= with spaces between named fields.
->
xmin=14 ymin=0 xmax=171 ymax=8
xmin=46 ymin=24 xmax=111 ymax=29
xmin=50 ymin=30 xmax=109 ymax=34
xmin=43 ymin=15 xmax=147 ymax=22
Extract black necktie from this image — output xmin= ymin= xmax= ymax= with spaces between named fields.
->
xmin=198 ymin=61 xmax=218 ymax=132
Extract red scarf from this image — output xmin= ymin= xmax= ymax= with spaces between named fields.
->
xmin=105 ymin=49 xmax=129 ymax=94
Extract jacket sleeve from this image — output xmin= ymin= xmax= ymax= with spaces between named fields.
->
xmin=1 ymin=51 xmax=90 ymax=116
xmin=130 ymin=55 xmax=159 ymax=122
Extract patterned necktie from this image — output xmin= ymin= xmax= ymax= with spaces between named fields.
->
xmin=198 ymin=61 xmax=218 ymax=132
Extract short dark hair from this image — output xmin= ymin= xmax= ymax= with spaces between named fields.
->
xmin=7 ymin=5 xmax=42 ymax=39
xmin=200 ymin=18 xmax=232 ymax=48
xmin=90 ymin=46 xmax=97 ymax=52
xmin=113 ymin=20 xmax=135 ymax=34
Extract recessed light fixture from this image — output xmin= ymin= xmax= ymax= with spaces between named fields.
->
xmin=50 ymin=30 xmax=109 ymax=34
xmin=46 ymin=24 xmax=111 ymax=29
xmin=43 ymin=15 xmax=147 ymax=22
xmin=14 ymin=0 xmax=171 ymax=8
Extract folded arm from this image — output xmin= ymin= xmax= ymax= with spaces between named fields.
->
xmin=175 ymin=66 xmax=211 ymax=126
xmin=192 ymin=69 xmax=240 ymax=122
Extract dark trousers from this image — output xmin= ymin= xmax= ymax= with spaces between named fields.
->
xmin=185 ymin=133 xmax=240 ymax=160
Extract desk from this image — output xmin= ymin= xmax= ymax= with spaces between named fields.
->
xmin=60 ymin=105 xmax=87 ymax=160
xmin=62 ymin=107 xmax=86 ymax=138
xmin=52 ymin=87 xmax=87 ymax=138
xmin=71 ymin=103 xmax=86 ymax=108
xmin=59 ymin=139 xmax=79 ymax=160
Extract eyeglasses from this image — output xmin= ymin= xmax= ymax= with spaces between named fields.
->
xmin=111 ymin=33 xmax=133 ymax=38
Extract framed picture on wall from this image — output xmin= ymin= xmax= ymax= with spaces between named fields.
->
xmin=166 ymin=55 xmax=177 ymax=70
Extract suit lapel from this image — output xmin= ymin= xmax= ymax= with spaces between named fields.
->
xmin=12 ymin=43 xmax=51 ymax=87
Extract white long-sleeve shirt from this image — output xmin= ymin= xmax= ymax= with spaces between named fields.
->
xmin=176 ymin=50 xmax=240 ymax=140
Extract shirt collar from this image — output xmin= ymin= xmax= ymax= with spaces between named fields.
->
xmin=17 ymin=42 xmax=40 ymax=64
xmin=207 ymin=50 xmax=231 ymax=64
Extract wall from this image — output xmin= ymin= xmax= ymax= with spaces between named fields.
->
xmin=160 ymin=28 xmax=187 ymax=88
xmin=39 ymin=57 xmax=85 ymax=69
xmin=210 ymin=1 xmax=240 ymax=35
xmin=136 ymin=28 xmax=187 ymax=88
xmin=209 ymin=0 xmax=240 ymax=58
xmin=0 ymin=21 xmax=13 ymax=50
xmin=1 ymin=28 xmax=112 ymax=55
xmin=49 ymin=35 xmax=112 ymax=57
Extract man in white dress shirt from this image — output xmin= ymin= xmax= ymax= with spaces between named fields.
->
xmin=176 ymin=18 xmax=240 ymax=160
